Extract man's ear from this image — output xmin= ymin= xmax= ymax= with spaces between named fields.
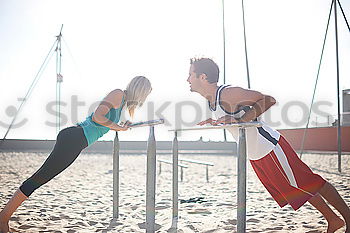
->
xmin=199 ymin=73 xmax=207 ymax=81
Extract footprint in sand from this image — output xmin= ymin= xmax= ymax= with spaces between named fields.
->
xmin=221 ymin=218 xmax=237 ymax=225
xmin=264 ymin=226 xmax=283 ymax=230
xmin=156 ymin=205 xmax=170 ymax=210
xmin=184 ymin=224 xmax=197 ymax=231
xmin=202 ymin=229 xmax=219 ymax=233
xmin=9 ymin=216 xmax=20 ymax=221
xmin=247 ymin=218 xmax=260 ymax=223
xmin=18 ymin=224 xmax=36 ymax=230
xmin=187 ymin=209 xmax=212 ymax=215
xmin=317 ymin=220 xmax=326 ymax=225
xmin=216 ymin=203 xmax=234 ymax=207
xmin=49 ymin=216 xmax=61 ymax=221
xmin=223 ymin=225 xmax=236 ymax=231
xmin=74 ymin=221 xmax=89 ymax=227
xmin=88 ymin=220 xmax=98 ymax=226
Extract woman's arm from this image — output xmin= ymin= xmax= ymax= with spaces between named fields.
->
xmin=92 ymin=89 xmax=129 ymax=131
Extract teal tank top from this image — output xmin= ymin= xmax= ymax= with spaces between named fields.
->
xmin=78 ymin=98 xmax=124 ymax=146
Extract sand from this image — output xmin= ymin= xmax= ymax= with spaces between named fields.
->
xmin=0 ymin=152 xmax=349 ymax=232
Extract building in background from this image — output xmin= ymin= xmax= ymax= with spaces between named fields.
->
xmin=343 ymin=89 xmax=350 ymax=126
xmin=278 ymin=89 xmax=350 ymax=152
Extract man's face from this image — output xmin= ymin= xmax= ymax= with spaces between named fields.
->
xmin=187 ymin=64 xmax=201 ymax=93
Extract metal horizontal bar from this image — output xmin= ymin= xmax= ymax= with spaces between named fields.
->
xmin=179 ymin=158 xmax=214 ymax=166
xmin=169 ymin=121 xmax=262 ymax=132
xmin=129 ymin=119 xmax=165 ymax=128
xmin=158 ymin=159 xmax=188 ymax=168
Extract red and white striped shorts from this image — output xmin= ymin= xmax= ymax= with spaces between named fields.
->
xmin=250 ymin=136 xmax=326 ymax=210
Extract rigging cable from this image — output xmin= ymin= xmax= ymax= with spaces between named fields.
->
xmin=241 ymin=0 xmax=251 ymax=89
xmin=300 ymin=0 xmax=334 ymax=158
xmin=222 ymin=0 xmax=227 ymax=141
xmin=1 ymin=40 xmax=58 ymax=142
xmin=337 ymin=0 xmax=350 ymax=32
xmin=222 ymin=0 xmax=227 ymax=85
xmin=62 ymin=37 xmax=83 ymax=79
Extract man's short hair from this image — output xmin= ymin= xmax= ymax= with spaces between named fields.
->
xmin=190 ymin=58 xmax=220 ymax=84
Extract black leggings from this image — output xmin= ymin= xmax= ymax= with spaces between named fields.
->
xmin=20 ymin=126 xmax=88 ymax=197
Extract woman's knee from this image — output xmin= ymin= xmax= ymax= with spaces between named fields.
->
xmin=19 ymin=178 xmax=43 ymax=197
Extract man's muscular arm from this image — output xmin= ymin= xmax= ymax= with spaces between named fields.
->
xmin=238 ymin=95 xmax=276 ymax=122
xmin=217 ymin=87 xmax=276 ymax=123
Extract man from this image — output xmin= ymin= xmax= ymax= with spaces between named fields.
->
xmin=187 ymin=57 xmax=349 ymax=233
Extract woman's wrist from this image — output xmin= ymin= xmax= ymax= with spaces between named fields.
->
xmin=110 ymin=123 xmax=123 ymax=131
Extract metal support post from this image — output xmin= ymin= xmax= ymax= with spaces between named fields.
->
xmin=146 ymin=126 xmax=156 ymax=233
xmin=237 ymin=128 xmax=247 ymax=233
xmin=113 ymin=132 xmax=119 ymax=219
xmin=172 ymin=131 xmax=179 ymax=228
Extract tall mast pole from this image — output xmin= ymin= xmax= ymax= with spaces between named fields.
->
xmin=56 ymin=24 xmax=63 ymax=133
xmin=333 ymin=1 xmax=342 ymax=172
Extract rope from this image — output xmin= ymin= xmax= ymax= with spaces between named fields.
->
xmin=337 ymin=0 xmax=350 ymax=32
xmin=1 ymin=40 xmax=57 ymax=142
xmin=62 ymin=37 xmax=83 ymax=79
xmin=222 ymin=0 xmax=227 ymax=141
xmin=300 ymin=0 xmax=334 ymax=158
xmin=222 ymin=0 xmax=226 ymax=84
xmin=241 ymin=0 xmax=251 ymax=89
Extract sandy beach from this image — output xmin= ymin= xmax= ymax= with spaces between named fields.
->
xmin=0 ymin=152 xmax=349 ymax=232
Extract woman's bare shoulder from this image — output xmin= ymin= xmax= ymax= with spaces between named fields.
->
xmin=103 ymin=89 xmax=125 ymax=108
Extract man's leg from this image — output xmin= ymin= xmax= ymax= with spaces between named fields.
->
xmin=308 ymin=193 xmax=345 ymax=233
xmin=318 ymin=181 xmax=350 ymax=232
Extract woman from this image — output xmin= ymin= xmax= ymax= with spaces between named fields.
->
xmin=0 ymin=76 xmax=152 ymax=233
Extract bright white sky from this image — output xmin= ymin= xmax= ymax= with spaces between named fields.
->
xmin=0 ymin=0 xmax=349 ymax=142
